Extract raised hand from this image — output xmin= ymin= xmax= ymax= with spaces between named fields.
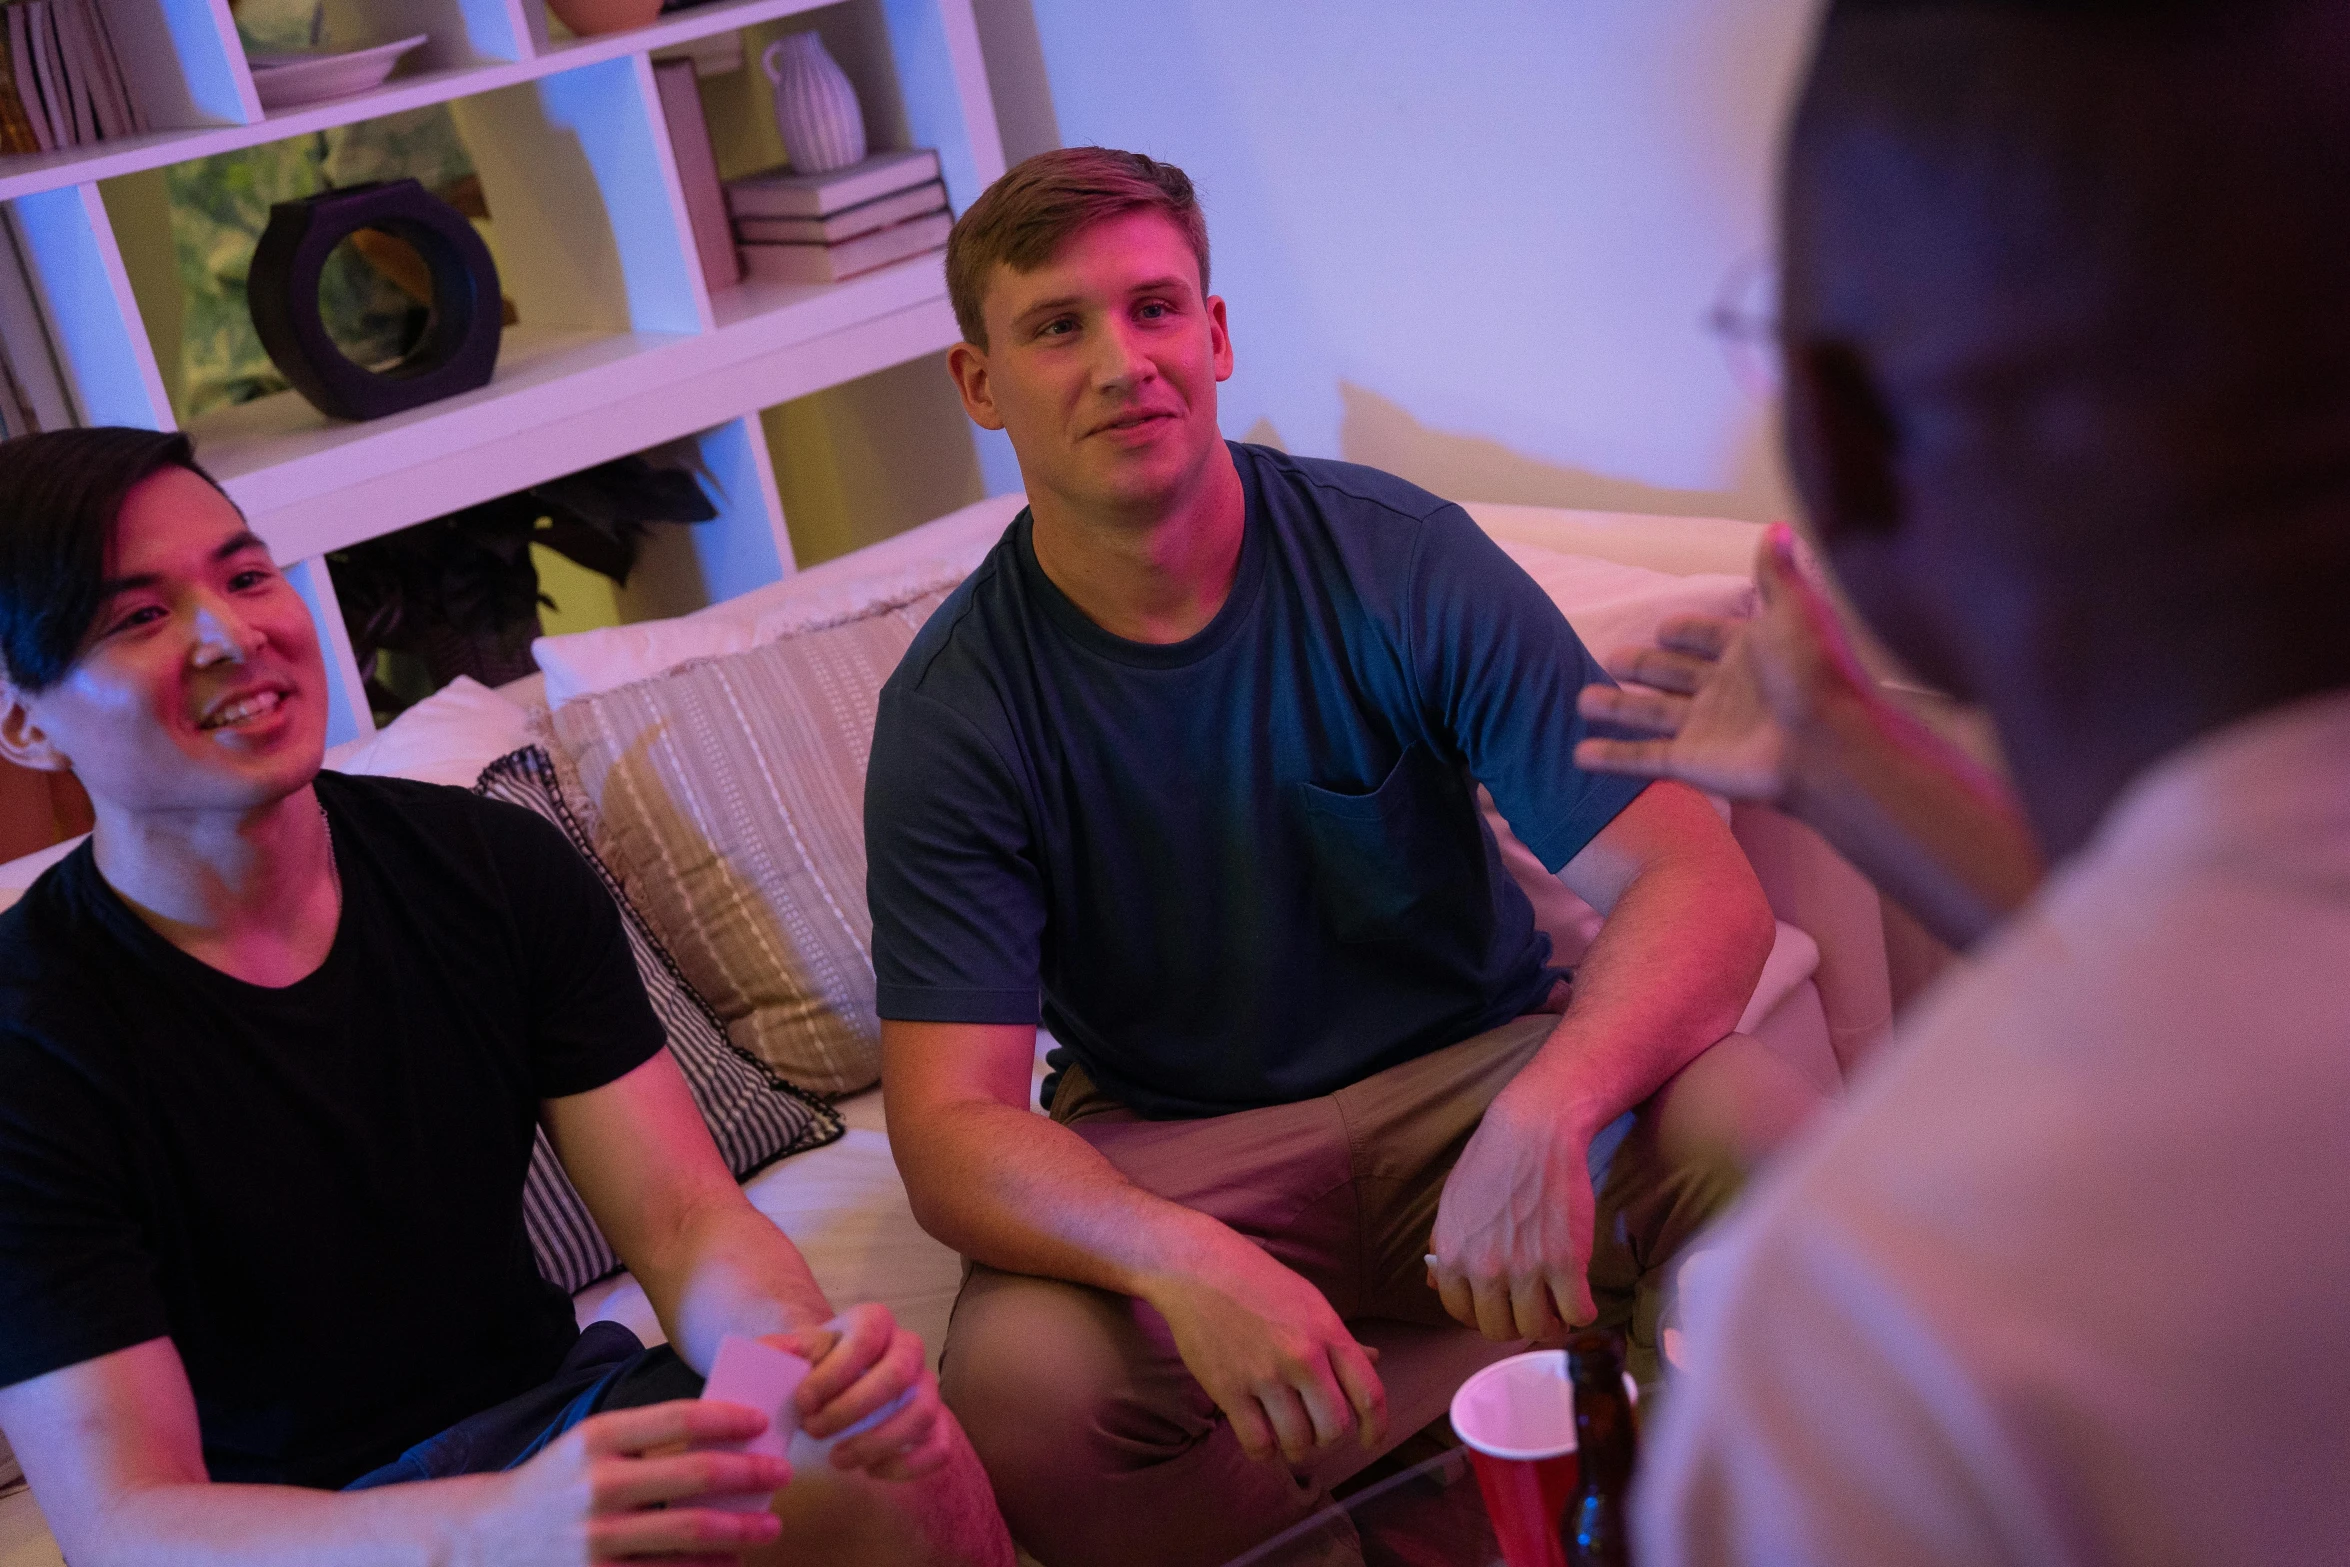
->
xmin=1575 ymin=523 xmax=1871 ymax=806
xmin=477 ymin=1398 xmax=791 ymax=1566
xmin=768 ymin=1302 xmax=953 ymax=1483
xmin=1144 ymin=1229 xmax=1388 ymax=1467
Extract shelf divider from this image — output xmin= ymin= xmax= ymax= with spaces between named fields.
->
xmin=690 ymin=409 xmax=794 ymax=601
xmin=878 ymin=0 xmax=1005 ymax=212
xmin=11 ymin=184 xmax=175 ymax=430
xmin=617 ymin=412 xmax=793 ymax=622
xmin=140 ymin=0 xmax=263 ymax=127
xmin=456 ymin=53 xmax=707 ymax=336
xmin=285 ymin=556 xmax=377 ymax=745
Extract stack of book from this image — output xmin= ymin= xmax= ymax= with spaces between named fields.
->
xmin=726 ymin=149 xmax=951 ymax=285
xmin=0 ymin=0 xmax=143 ymax=155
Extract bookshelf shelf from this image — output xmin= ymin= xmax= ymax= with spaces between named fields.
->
xmin=1 ymin=0 xmax=1004 ymax=744
xmin=0 ymin=0 xmax=854 ymax=204
xmin=196 ymin=250 xmax=953 ymax=561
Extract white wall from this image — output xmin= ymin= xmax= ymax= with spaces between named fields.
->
xmin=972 ymin=0 xmax=1827 ymax=522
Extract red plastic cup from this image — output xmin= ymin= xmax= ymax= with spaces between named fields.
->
xmin=1451 ymin=1351 xmax=1579 ymax=1567
xmin=1451 ymin=1350 xmax=1640 ymax=1567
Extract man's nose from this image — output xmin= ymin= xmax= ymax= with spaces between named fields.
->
xmin=1090 ymin=319 xmax=1155 ymax=391
xmin=189 ymin=598 xmax=265 ymax=666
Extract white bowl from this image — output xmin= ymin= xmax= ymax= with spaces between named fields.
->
xmin=249 ymin=34 xmax=429 ymax=112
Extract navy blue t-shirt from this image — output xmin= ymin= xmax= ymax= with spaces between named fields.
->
xmin=865 ymin=444 xmax=1647 ymax=1117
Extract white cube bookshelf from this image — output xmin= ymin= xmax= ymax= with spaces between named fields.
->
xmin=2 ymin=0 xmax=1004 ymax=743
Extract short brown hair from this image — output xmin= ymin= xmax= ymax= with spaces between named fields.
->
xmin=946 ymin=147 xmax=1211 ymax=348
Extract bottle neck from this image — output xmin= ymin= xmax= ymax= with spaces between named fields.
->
xmin=1573 ymin=1386 xmax=1637 ymax=1489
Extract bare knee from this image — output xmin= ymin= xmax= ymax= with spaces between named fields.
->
xmin=1652 ymin=1029 xmax=1834 ymax=1176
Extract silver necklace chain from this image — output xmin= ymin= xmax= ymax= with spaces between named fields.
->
xmin=317 ymin=798 xmax=342 ymax=917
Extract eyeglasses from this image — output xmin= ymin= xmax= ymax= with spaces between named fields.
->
xmin=1705 ymin=252 xmax=1782 ymax=400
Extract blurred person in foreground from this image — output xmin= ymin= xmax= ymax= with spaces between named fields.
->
xmin=0 ymin=429 xmax=1009 ymax=1567
xmin=1604 ymin=2 xmax=2350 ymax=1561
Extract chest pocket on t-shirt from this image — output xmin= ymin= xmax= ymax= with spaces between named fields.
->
xmin=1296 ymin=744 xmax=1493 ymax=947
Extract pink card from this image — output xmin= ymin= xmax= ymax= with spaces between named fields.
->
xmin=697 ymin=1335 xmax=811 ymax=1511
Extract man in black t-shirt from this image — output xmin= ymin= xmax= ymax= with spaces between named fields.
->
xmin=874 ymin=150 xmax=1826 ymax=1565
xmin=0 ymin=428 xmax=1009 ymax=1566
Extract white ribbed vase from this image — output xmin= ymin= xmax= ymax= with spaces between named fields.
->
xmin=761 ymin=33 xmax=867 ymax=175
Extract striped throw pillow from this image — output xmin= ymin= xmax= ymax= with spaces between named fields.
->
xmin=547 ymin=583 xmax=956 ymax=1096
xmin=475 ymin=746 xmax=843 ymax=1293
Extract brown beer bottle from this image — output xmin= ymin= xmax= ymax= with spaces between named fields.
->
xmin=1559 ymin=1328 xmax=1639 ymax=1567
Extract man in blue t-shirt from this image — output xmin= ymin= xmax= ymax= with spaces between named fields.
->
xmin=871 ymin=148 xmax=1810 ymax=1567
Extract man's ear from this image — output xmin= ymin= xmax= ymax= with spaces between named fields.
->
xmin=1784 ymin=339 xmax=1902 ymax=548
xmin=1208 ymin=294 xmax=1233 ymax=383
xmin=0 ymin=686 xmax=68 ymax=774
xmin=946 ymin=341 xmax=1005 ymax=431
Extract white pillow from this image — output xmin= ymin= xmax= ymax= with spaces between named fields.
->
xmin=324 ymin=676 xmax=541 ymax=788
xmin=534 ymin=492 xmax=1027 ymax=709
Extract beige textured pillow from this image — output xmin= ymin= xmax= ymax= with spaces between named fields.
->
xmin=550 ymin=585 xmax=955 ymax=1095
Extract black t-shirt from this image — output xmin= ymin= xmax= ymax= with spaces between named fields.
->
xmin=865 ymin=444 xmax=1647 ymax=1118
xmin=0 ymin=772 xmax=664 ymax=1488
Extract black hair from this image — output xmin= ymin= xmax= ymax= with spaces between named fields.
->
xmin=0 ymin=427 xmax=224 ymax=692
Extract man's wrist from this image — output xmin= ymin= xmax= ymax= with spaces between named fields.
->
xmin=1126 ymin=1205 xmax=1252 ymax=1308
xmin=1492 ymin=1044 xmax=1614 ymax=1148
xmin=433 ymin=1470 xmax=517 ymax=1567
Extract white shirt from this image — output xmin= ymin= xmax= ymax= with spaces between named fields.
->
xmin=1635 ymin=690 xmax=2350 ymax=1567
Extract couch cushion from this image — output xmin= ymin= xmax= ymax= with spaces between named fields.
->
xmin=474 ymin=747 xmax=843 ymax=1291
xmin=549 ymin=586 xmax=956 ymax=1096
xmin=1463 ymin=501 xmax=1764 ymax=579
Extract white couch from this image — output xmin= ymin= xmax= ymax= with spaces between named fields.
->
xmin=0 ymin=495 xmax=1894 ymax=1567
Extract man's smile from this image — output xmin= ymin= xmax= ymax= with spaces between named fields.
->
xmin=197 ymin=683 xmax=293 ymax=732
xmin=1086 ymin=407 xmax=1178 ymax=440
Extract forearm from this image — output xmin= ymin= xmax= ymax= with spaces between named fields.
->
xmin=1789 ymin=686 xmax=2044 ymax=950
xmin=68 ymin=1472 xmax=504 ymax=1567
xmin=893 ymin=1096 xmax=1235 ymax=1303
xmin=1530 ymin=840 xmax=1774 ymax=1138
xmin=643 ymin=1200 xmax=837 ymax=1374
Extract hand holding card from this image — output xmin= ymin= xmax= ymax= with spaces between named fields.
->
xmin=696 ymin=1335 xmax=811 ymax=1511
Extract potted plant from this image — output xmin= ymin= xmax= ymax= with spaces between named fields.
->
xmin=329 ymin=455 xmax=716 ymax=721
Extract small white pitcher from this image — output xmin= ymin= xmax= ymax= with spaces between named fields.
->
xmin=762 ymin=32 xmax=867 ymax=175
